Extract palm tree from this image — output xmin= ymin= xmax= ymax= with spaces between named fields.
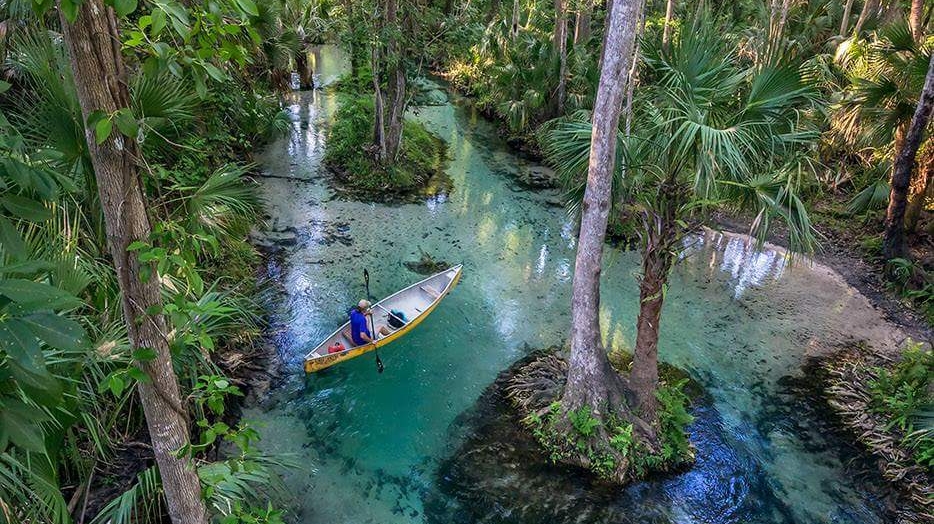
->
xmin=832 ymin=22 xmax=932 ymax=233
xmin=543 ymin=20 xmax=816 ymax=460
xmin=884 ymin=51 xmax=934 ymax=259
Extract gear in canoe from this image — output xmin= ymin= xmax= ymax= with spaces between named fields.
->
xmin=303 ymin=264 xmax=463 ymax=373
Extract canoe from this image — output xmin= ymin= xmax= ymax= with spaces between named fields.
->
xmin=303 ymin=264 xmax=463 ymax=373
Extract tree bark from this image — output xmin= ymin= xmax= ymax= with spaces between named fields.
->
xmin=487 ymin=0 xmax=502 ymax=23
xmin=512 ymin=0 xmax=521 ymax=36
xmin=563 ymin=0 xmax=645 ymax=414
xmin=384 ymin=0 xmax=406 ymax=161
xmin=905 ymin=143 xmax=932 ymax=232
xmin=554 ymin=0 xmax=569 ymax=115
xmin=629 ymin=196 xmax=677 ymax=423
xmin=372 ymin=0 xmax=406 ymax=162
xmin=853 ymin=0 xmax=876 ymax=35
xmin=661 ymin=0 xmax=675 ymax=51
xmin=57 ymin=2 xmax=208 ymax=524
xmin=342 ymin=0 xmax=359 ymax=80
xmin=839 ymin=0 xmax=856 ymax=36
xmin=909 ymin=0 xmax=923 ymax=41
xmin=296 ymin=47 xmax=313 ymax=90
xmin=883 ymin=52 xmax=934 ymax=260
xmin=573 ymin=0 xmax=592 ymax=45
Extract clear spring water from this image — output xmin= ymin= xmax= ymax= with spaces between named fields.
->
xmin=244 ymin=45 xmax=913 ymax=524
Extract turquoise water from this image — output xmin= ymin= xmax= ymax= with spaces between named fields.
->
xmin=244 ymin=46 xmax=911 ymax=524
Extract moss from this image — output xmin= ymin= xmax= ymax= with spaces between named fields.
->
xmin=324 ymin=95 xmax=447 ymax=194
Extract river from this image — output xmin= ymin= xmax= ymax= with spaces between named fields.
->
xmin=244 ymin=45 xmax=911 ymax=524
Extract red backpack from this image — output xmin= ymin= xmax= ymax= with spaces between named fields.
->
xmin=327 ymin=342 xmax=346 ymax=354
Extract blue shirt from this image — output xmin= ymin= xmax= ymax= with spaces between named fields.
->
xmin=349 ymin=308 xmax=370 ymax=346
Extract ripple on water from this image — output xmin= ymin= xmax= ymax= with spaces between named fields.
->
xmin=242 ymin=45 xmax=910 ymax=524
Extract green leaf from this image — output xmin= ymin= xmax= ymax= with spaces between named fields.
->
xmin=94 ymin=118 xmax=113 ymax=145
xmin=31 ymin=0 xmax=55 ymax=18
xmin=0 ymin=279 xmax=83 ymax=310
xmin=0 ymin=400 xmax=49 ymax=452
xmin=151 ymin=8 xmax=167 ymax=36
xmin=132 ymin=347 xmax=157 ymax=361
xmin=113 ymin=108 xmax=139 ymax=138
xmin=0 ymin=319 xmax=46 ymax=375
xmin=234 ymin=0 xmax=258 ymax=16
xmin=60 ymin=0 xmax=79 ymax=23
xmin=127 ymin=366 xmax=149 ymax=383
xmin=108 ymin=374 xmax=125 ymax=397
xmin=0 ymin=217 xmax=27 ymax=261
xmin=2 ymin=158 xmax=34 ymax=191
xmin=0 ymin=81 xmax=11 ymax=94
xmin=202 ymin=62 xmax=226 ymax=82
xmin=20 ymin=312 xmax=88 ymax=351
xmin=0 ymin=194 xmax=52 ymax=222
xmin=0 ymin=260 xmax=54 ymax=276
xmin=113 ymin=0 xmax=137 ymax=17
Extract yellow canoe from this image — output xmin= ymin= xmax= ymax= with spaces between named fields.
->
xmin=303 ymin=264 xmax=463 ymax=373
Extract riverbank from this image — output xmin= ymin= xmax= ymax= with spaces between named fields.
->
xmin=714 ymin=212 xmax=932 ymax=339
xmin=704 ymin=224 xmax=933 ymax=520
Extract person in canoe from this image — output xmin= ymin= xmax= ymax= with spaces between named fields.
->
xmin=349 ymin=299 xmax=391 ymax=346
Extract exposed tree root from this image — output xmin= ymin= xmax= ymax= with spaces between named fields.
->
xmin=823 ymin=348 xmax=933 ymax=522
xmin=505 ymin=349 xmax=693 ymax=484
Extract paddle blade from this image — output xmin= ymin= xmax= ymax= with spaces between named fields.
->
xmin=376 ymin=353 xmax=384 ymax=373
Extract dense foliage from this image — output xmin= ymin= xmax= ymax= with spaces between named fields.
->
xmin=434 ymin=0 xmax=933 ymax=303
xmin=0 ymin=1 xmax=301 ymax=522
xmin=869 ymin=343 xmax=934 ymax=469
xmin=0 ymin=0 xmax=932 ymax=518
xmin=325 ymin=96 xmax=447 ymax=192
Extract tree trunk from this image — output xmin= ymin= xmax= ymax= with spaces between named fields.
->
xmin=383 ymin=0 xmax=405 ymax=161
xmin=839 ymin=0 xmax=856 ymax=36
xmin=563 ymin=0 xmax=645 ymax=414
xmin=883 ymin=52 xmax=934 ymax=260
xmin=57 ymin=2 xmax=208 ymax=524
xmin=372 ymin=0 xmax=406 ymax=162
xmin=629 ymin=198 xmax=677 ymax=423
xmin=573 ymin=0 xmax=592 ymax=45
xmin=342 ymin=0 xmax=361 ymax=80
xmin=296 ymin=47 xmax=313 ymax=90
xmin=905 ymin=144 xmax=931 ymax=232
xmin=554 ymin=0 xmax=569 ymax=115
xmin=372 ymin=46 xmax=388 ymax=158
xmin=487 ymin=0 xmax=502 ymax=23
xmin=909 ymin=0 xmax=923 ymax=41
xmin=512 ymin=0 xmax=521 ymax=36
xmin=624 ymin=9 xmax=645 ymax=137
xmin=661 ymin=0 xmax=675 ymax=51
xmin=853 ymin=0 xmax=876 ymax=35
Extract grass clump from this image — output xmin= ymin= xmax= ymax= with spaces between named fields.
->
xmin=325 ymin=96 xmax=447 ymax=193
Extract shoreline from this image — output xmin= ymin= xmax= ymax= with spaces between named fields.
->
xmin=713 ymin=214 xmax=932 ymax=343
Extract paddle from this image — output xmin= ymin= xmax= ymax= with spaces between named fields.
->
xmin=364 ymin=269 xmax=384 ymax=373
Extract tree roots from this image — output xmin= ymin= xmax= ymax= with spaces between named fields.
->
xmin=823 ymin=348 xmax=933 ymax=521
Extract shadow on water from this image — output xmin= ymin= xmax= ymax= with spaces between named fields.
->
xmin=244 ymin=45 xmax=912 ymax=524
xmin=422 ymin=353 xmax=895 ymax=524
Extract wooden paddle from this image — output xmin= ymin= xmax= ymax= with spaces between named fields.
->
xmin=364 ymin=269 xmax=384 ymax=373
